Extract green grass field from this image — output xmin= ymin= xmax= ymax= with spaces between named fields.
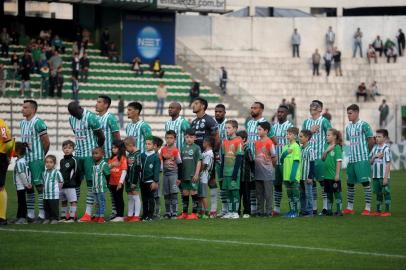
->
xmin=1 ymin=171 xmax=406 ymax=270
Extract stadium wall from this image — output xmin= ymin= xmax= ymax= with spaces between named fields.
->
xmin=176 ymin=15 xmax=406 ymax=57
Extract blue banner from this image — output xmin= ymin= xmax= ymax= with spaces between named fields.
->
xmin=123 ymin=12 xmax=176 ymax=64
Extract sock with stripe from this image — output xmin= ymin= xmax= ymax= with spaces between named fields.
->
xmin=250 ymin=189 xmax=257 ymax=215
xmin=327 ymin=192 xmax=334 ymax=214
xmin=274 ymin=184 xmax=282 ymax=212
xmin=231 ymin=190 xmax=240 ymax=213
xmin=346 ymin=184 xmax=355 ymax=210
xmin=363 ymin=185 xmax=372 ymax=211
xmin=210 ymin=188 xmax=218 ymax=212
xmin=26 ymin=192 xmax=35 ymax=219
xmin=75 ymin=187 xmax=81 ymax=201
xmin=38 ymin=192 xmax=45 ymax=219
xmin=192 ymin=194 xmax=199 ymax=214
xmin=220 ymin=189 xmax=228 ymax=214
xmin=85 ymin=188 xmax=94 ymax=215
xmin=110 ymin=190 xmax=117 ymax=215
xmin=334 ymin=192 xmax=342 ymax=213
xmin=312 ymin=183 xmax=318 ymax=211
xmin=127 ymin=195 xmax=135 ymax=217
xmin=133 ymin=195 xmax=141 ymax=217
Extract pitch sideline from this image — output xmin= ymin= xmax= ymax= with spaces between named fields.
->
xmin=1 ymin=227 xmax=405 ymax=259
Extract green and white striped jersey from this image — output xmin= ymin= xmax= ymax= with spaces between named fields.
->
xmin=43 ymin=169 xmax=63 ymax=200
xmin=345 ymin=120 xmax=373 ymax=163
xmin=270 ymin=120 xmax=294 ymax=165
xmin=13 ymin=157 xmax=30 ymax=190
xmin=20 ymin=115 xmax=47 ymax=162
xmin=245 ymin=117 xmax=267 ymax=155
xmin=165 ymin=116 xmax=190 ymax=150
xmin=302 ymin=116 xmax=332 ymax=160
xmin=370 ymin=144 xmax=391 ymax=179
xmin=92 ymin=160 xmax=110 ymax=193
xmin=218 ymin=118 xmax=228 ymax=142
xmin=69 ymin=109 xmax=101 ymax=158
xmin=97 ymin=112 xmax=119 ymax=158
xmin=126 ymin=120 xmax=152 ymax=153
xmin=301 ymin=144 xmax=315 ymax=181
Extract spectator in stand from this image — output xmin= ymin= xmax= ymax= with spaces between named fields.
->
xmin=132 ymin=57 xmax=143 ymax=76
xmin=384 ymin=38 xmax=396 ymax=57
xmin=322 ymin=108 xmax=332 ymax=122
xmin=189 ymin=80 xmax=200 ymax=107
xmin=0 ymin=27 xmax=10 ymax=57
xmin=155 ymin=82 xmax=167 ymax=116
xmin=323 ymin=49 xmax=333 ymax=77
xmin=356 ymin=82 xmax=368 ymax=102
xmin=291 ymin=28 xmax=301 ymax=58
xmin=71 ymin=75 xmax=79 ymax=101
xmin=10 ymin=51 xmax=19 ymax=88
xmin=80 ymin=52 xmax=90 ymax=82
xmin=280 ymin=98 xmax=288 ymax=107
xmin=101 ymin=28 xmax=110 ymax=56
xmin=373 ymin=36 xmax=384 ymax=57
xmin=31 ymin=43 xmax=42 ymax=73
xmin=325 ymin=26 xmax=335 ymax=51
xmin=219 ymin=66 xmax=228 ymax=94
xmin=82 ymin=29 xmax=91 ymax=48
xmin=387 ymin=46 xmax=398 ymax=63
xmin=40 ymin=66 xmax=50 ymax=98
xmin=10 ymin=29 xmax=19 ymax=45
xmin=19 ymin=50 xmax=33 ymax=98
xmin=0 ymin=64 xmax=7 ymax=97
xmin=39 ymin=29 xmax=51 ymax=45
xmin=367 ymin=44 xmax=377 ymax=64
xmin=353 ymin=28 xmax=363 ymax=58
xmin=289 ymin=97 xmax=297 ymax=125
xmin=151 ymin=58 xmax=163 ymax=78
xmin=71 ymin=53 xmax=80 ymax=79
xmin=333 ymin=47 xmax=342 ymax=76
xmin=379 ymin=99 xmax=389 ymax=128
xmin=312 ymin=49 xmax=321 ymax=76
xmin=52 ymin=35 xmax=65 ymax=54
xmin=56 ymin=67 xmax=64 ymax=98
xmin=49 ymin=50 xmax=63 ymax=77
xmin=397 ymin=29 xmax=405 ymax=56
xmin=369 ymin=81 xmax=381 ymax=97
xmin=118 ymin=96 xmax=125 ymax=129
xmin=108 ymin=42 xmax=119 ymax=62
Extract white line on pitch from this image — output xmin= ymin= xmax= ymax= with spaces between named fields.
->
xmin=1 ymin=228 xmax=405 ymax=259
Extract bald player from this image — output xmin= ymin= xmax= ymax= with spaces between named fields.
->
xmin=165 ymin=102 xmax=190 ymax=151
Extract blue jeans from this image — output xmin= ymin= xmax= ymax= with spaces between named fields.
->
xmin=155 ymin=98 xmax=165 ymax=115
xmin=353 ymin=41 xmax=363 ymax=57
xmin=300 ymin=180 xmax=314 ymax=214
xmin=94 ymin=192 xmax=106 ymax=217
xmin=118 ymin=112 xmax=124 ymax=129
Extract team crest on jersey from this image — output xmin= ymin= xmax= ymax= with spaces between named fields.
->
xmin=188 ymin=149 xmax=194 ymax=155
xmin=330 ymin=151 xmax=335 ymax=157
xmin=65 ymin=163 xmax=70 ymax=168
xmin=200 ymin=120 xmax=206 ymax=129
xmin=149 ymin=164 xmax=153 ymax=169
xmin=261 ymin=146 xmax=267 ymax=153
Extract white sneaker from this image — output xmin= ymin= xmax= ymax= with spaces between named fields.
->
xmin=242 ymin=214 xmax=250 ymax=219
xmin=110 ymin=216 xmax=124 ymax=222
xmin=221 ymin=212 xmax=232 ymax=219
xmin=230 ymin=213 xmax=240 ymax=219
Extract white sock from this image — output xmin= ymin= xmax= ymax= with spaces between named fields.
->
xmin=61 ymin=206 xmax=67 ymax=217
xmin=210 ymin=188 xmax=217 ymax=212
xmin=128 ymin=195 xmax=135 ymax=217
xmin=27 ymin=209 xmax=35 ymax=219
xmin=134 ymin=195 xmax=141 ymax=217
xmin=347 ymin=202 xmax=354 ymax=210
xmin=38 ymin=210 xmax=45 ymax=219
xmin=85 ymin=204 xmax=93 ymax=215
xmin=322 ymin=191 xmax=328 ymax=210
xmin=365 ymin=203 xmax=371 ymax=211
xmin=274 ymin=206 xmax=280 ymax=213
xmin=69 ymin=206 xmax=77 ymax=218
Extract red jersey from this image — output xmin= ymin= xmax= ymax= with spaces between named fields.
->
xmin=160 ymin=146 xmax=182 ymax=174
xmin=108 ymin=155 xmax=128 ymax=185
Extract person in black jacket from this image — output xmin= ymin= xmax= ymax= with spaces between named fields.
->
xmin=59 ymin=140 xmax=78 ymax=222
xmin=80 ymin=52 xmax=90 ymax=82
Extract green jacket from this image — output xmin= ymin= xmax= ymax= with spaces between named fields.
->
xmin=141 ymin=151 xmax=160 ymax=183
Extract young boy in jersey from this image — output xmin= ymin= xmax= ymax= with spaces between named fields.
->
xmin=198 ymin=137 xmax=215 ymax=219
xmin=124 ymin=137 xmax=142 ymax=222
xmin=178 ymin=129 xmax=202 ymax=220
xmin=13 ymin=142 xmax=32 ymax=224
xmin=160 ymin=130 xmax=183 ymax=219
xmin=140 ymin=137 xmax=160 ymax=221
xmin=299 ymin=130 xmax=315 ymax=217
xmin=321 ymin=129 xmax=343 ymax=216
xmin=281 ymin=127 xmax=301 ymax=218
xmin=254 ymin=122 xmax=276 ymax=217
xmin=236 ymin=130 xmax=255 ymax=218
xmin=59 ymin=140 xmax=78 ymax=222
xmin=370 ymin=129 xmax=392 ymax=216
xmin=153 ymin=136 xmax=164 ymax=219
xmin=91 ymin=147 xmax=110 ymax=223
xmin=220 ymin=120 xmax=244 ymax=219
xmin=42 ymin=155 xmax=64 ymax=224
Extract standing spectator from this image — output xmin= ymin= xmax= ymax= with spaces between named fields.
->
xmin=56 ymin=68 xmax=64 ymax=98
xmin=118 ymin=96 xmax=125 ymax=129
xmin=10 ymin=51 xmax=19 ymax=88
xmin=0 ymin=27 xmax=10 ymax=57
xmin=384 ymin=38 xmax=396 ymax=57
xmin=132 ymin=57 xmax=143 ymax=77
xmin=333 ymin=47 xmax=342 ymax=76
xmin=71 ymin=53 xmax=80 ymax=79
xmin=80 ymin=52 xmax=90 ymax=82
xmin=101 ymin=28 xmax=110 ymax=56
xmin=0 ymin=64 xmax=7 ymax=97
xmin=356 ymin=82 xmax=368 ymax=102
xmin=289 ymin=98 xmax=297 ymax=125
xmin=367 ymin=44 xmax=377 ymax=64
xmin=51 ymin=35 xmax=65 ymax=53
xmin=219 ymin=66 xmax=228 ymax=94
xmin=322 ymin=108 xmax=332 ymax=122
xmin=387 ymin=46 xmax=398 ymax=63
xmin=373 ymin=36 xmax=384 ymax=57
xmin=71 ymin=76 xmax=79 ymax=101
xmin=155 ymin=82 xmax=167 ymax=115
xmin=20 ymin=50 xmax=33 ymax=98
xmin=353 ymin=28 xmax=363 ymax=58
xmin=323 ymin=49 xmax=333 ymax=77
xmin=291 ymin=28 xmax=301 ymax=58
xmin=31 ymin=43 xmax=42 ymax=73
xmin=397 ymin=29 xmax=405 ymax=56
xmin=40 ymin=66 xmax=50 ymax=98
xmin=325 ymin=26 xmax=335 ymax=51
xmin=379 ymin=100 xmax=389 ymax=128
xmin=49 ymin=50 xmax=63 ymax=77
xmin=189 ymin=80 xmax=200 ymax=107
xmin=10 ymin=29 xmax=19 ymax=45
xmin=312 ymin=49 xmax=321 ymax=76
xmin=151 ymin=58 xmax=162 ymax=78
xmin=108 ymin=43 xmax=119 ymax=62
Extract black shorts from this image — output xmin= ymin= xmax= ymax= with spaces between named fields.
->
xmin=324 ymin=180 xmax=342 ymax=193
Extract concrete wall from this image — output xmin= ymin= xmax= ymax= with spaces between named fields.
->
xmin=176 ymin=15 xmax=406 ymax=57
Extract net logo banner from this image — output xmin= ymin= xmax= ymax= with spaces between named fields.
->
xmin=157 ymin=0 xmax=225 ymax=12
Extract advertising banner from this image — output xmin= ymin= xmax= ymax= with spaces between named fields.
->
xmin=157 ymin=0 xmax=225 ymax=12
